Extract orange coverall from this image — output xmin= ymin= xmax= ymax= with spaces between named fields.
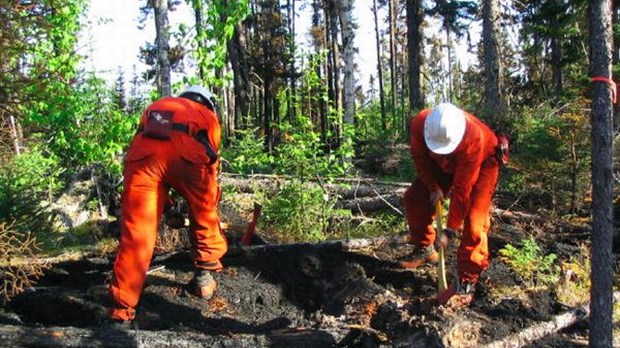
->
xmin=403 ymin=108 xmax=500 ymax=284
xmin=109 ymin=97 xmax=227 ymax=321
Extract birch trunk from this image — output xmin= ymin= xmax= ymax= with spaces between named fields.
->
xmin=152 ymin=0 xmax=171 ymax=97
xmin=337 ymin=0 xmax=355 ymax=127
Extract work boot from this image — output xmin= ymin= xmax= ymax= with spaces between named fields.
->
xmin=100 ymin=318 xmax=138 ymax=331
xmin=435 ymin=280 xmax=476 ymax=308
xmin=193 ymin=269 xmax=217 ymax=299
xmin=397 ymin=245 xmax=438 ymax=269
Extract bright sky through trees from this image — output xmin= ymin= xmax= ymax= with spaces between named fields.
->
xmin=79 ymin=1 xmax=477 ymax=93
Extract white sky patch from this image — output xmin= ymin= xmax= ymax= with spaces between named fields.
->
xmin=79 ymin=0 xmax=152 ymax=79
xmin=79 ymin=1 xmax=478 ymax=96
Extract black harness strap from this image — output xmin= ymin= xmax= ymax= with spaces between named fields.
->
xmin=137 ymin=123 xmax=218 ymax=165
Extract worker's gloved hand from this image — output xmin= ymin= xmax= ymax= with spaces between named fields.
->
xmin=435 ymin=228 xmax=457 ymax=249
xmin=430 ymin=189 xmax=444 ymax=207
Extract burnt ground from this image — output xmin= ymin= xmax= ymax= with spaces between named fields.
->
xmin=2 ymin=209 xmax=617 ymax=348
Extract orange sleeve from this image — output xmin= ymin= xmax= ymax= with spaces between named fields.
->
xmin=410 ymin=110 xmax=440 ymax=193
xmin=446 ymin=126 xmax=485 ymax=230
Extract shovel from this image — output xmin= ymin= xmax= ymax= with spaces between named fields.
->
xmin=435 ymin=201 xmax=448 ymax=293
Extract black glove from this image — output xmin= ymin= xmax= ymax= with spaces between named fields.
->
xmin=435 ymin=228 xmax=457 ymax=249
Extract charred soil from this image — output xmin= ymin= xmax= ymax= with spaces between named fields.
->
xmin=1 ymin=200 xmax=618 ymax=347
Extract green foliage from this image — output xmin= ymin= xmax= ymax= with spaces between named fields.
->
xmin=499 ymin=236 xmax=559 ymax=287
xmin=24 ymin=75 xmax=139 ymax=175
xmin=0 ymin=148 xmax=63 ymax=236
xmin=221 ymin=128 xmax=274 ymax=173
xmin=275 ymin=118 xmax=354 ymax=180
xmin=259 ymin=181 xmax=349 ymax=242
xmin=190 ymin=0 xmax=250 ymax=88
xmin=504 ymin=99 xmax=591 ymax=213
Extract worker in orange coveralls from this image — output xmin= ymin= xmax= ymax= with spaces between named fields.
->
xmin=399 ymin=102 xmax=507 ymax=307
xmin=107 ymin=86 xmax=227 ymax=327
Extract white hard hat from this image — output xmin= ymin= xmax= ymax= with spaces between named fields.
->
xmin=180 ymin=85 xmax=215 ymax=110
xmin=424 ymin=103 xmax=466 ymax=155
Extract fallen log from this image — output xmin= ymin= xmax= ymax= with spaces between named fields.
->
xmin=335 ymin=194 xmax=403 ymax=214
xmin=482 ymin=305 xmax=589 ymax=348
xmin=483 ymin=291 xmax=620 ymax=348
xmin=220 ymin=174 xmax=407 ymax=200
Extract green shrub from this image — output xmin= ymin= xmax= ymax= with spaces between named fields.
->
xmin=259 ymin=181 xmax=349 ymax=242
xmin=0 ymin=148 xmax=63 ymax=236
xmin=221 ymin=128 xmax=274 ymax=174
xmin=499 ymin=236 xmax=559 ymax=287
xmin=506 ymin=99 xmax=590 ymax=214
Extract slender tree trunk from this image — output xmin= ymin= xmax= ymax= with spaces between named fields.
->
xmin=406 ymin=0 xmax=424 ymax=112
xmin=373 ymin=0 xmax=387 ymax=130
xmin=337 ymin=0 xmax=355 ymax=127
xmin=388 ymin=0 xmax=397 ymax=118
xmin=326 ymin=0 xmax=341 ymax=147
xmin=445 ymin=27 xmax=453 ymax=101
xmin=227 ymin=22 xmax=251 ymax=129
xmin=588 ymin=0 xmax=614 ymax=346
xmin=263 ymin=77 xmax=273 ymax=152
xmin=8 ymin=114 xmax=21 ymax=155
xmin=152 ymin=0 xmax=171 ymax=97
xmin=550 ymin=0 xmax=563 ymax=97
xmin=286 ymin=0 xmax=297 ymax=125
xmin=613 ymin=0 xmax=620 ymax=132
xmin=193 ymin=0 xmax=206 ymax=80
xmin=482 ymin=0 xmax=504 ymax=130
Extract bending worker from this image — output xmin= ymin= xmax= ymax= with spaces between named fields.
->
xmin=108 ymin=86 xmax=227 ymax=325
xmin=399 ymin=102 xmax=506 ymax=307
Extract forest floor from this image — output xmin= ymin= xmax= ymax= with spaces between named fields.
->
xmin=1 ymin=171 xmax=619 ymax=347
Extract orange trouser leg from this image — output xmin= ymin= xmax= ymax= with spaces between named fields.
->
xmin=109 ymin=158 xmax=166 ymax=321
xmin=403 ymin=178 xmax=452 ymax=247
xmin=457 ymin=160 xmax=500 ymax=283
xmin=167 ymin=159 xmax=227 ymax=271
xmin=403 ymin=180 xmax=435 ymax=247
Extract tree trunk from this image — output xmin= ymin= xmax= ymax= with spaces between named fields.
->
xmin=152 ymin=0 xmax=171 ymax=97
xmin=8 ymin=114 xmax=21 ymax=155
xmin=327 ymin=0 xmax=342 ymax=145
xmin=613 ymin=0 xmax=620 ymax=132
xmin=550 ymin=0 xmax=563 ymax=98
xmin=227 ymin=22 xmax=251 ymax=129
xmin=406 ymin=0 xmax=424 ymax=112
xmin=337 ymin=0 xmax=355 ymax=128
xmin=388 ymin=0 xmax=397 ymax=119
xmin=588 ymin=0 xmax=614 ymax=346
xmin=263 ymin=77 xmax=274 ymax=152
xmin=482 ymin=0 xmax=504 ymax=130
xmin=286 ymin=0 xmax=297 ymax=125
xmin=373 ymin=0 xmax=387 ymax=130
xmin=192 ymin=0 xmax=206 ymax=80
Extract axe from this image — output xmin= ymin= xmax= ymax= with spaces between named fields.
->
xmin=435 ymin=201 xmax=448 ymax=293
xmin=219 ymin=202 xmax=262 ymax=246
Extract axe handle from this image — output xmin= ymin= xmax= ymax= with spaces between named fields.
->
xmin=436 ymin=201 xmax=448 ymax=293
xmin=219 ymin=222 xmax=248 ymax=232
